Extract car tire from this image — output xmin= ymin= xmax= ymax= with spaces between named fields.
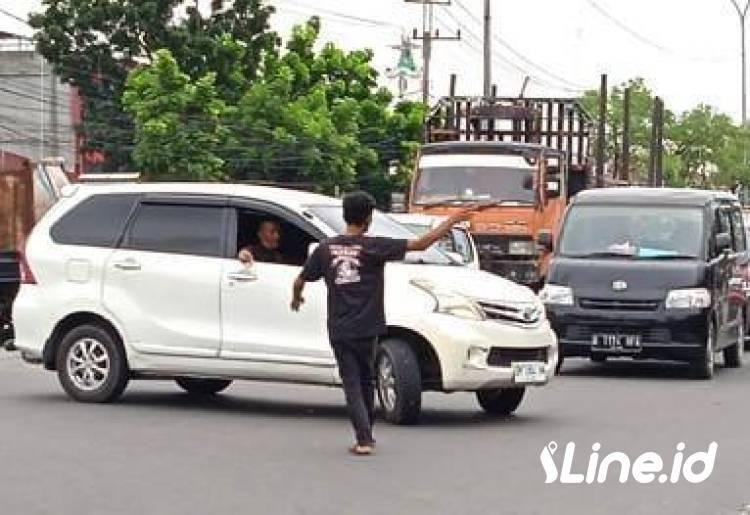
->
xmin=376 ymin=338 xmax=422 ymax=425
xmin=476 ymin=388 xmax=526 ymax=416
xmin=692 ymin=320 xmax=716 ymax=380
xmin=724 ymin=311 xmax=744 ymax=369
xmin=56 ymin=324 xmax=129 ymax=403
xmin=176 ymin=378 xmax=232 ymax=395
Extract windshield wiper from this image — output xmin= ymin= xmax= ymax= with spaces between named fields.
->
xmin=565 ymin=251 xmax=636 ymax=259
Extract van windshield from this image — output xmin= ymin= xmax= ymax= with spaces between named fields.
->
xmin=559 ymin=205 xmax=704 ymax=259
xmin=306 ymin=206 xmax=457 ymax=266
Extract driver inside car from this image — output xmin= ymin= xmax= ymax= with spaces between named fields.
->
xmin=238 ymin=218 xmax=286 ymax=265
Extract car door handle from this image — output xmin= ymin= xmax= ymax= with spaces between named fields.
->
xmin=113 ymin=259 xmax=142 ymax=271
xmin=227 ymin=271 xmax=258 ymax=282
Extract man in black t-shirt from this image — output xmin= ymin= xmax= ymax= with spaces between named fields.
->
xmin=292 ymin=191 xmax=477 ymax=456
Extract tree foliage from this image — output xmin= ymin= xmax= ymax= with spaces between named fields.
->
xmin=29 ymin=0 xmax=275 ymax=172
xmin=583 ymin=78 xmax=750 ymax=189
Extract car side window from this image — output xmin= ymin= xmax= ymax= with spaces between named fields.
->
xmin=235 ymin=206 xmax=317 ymax=266
xmin=730 ymin=209 xmax=746 ymax=252
xmin=711 ymin=208 xmax=732 ymax=258
xmin=51 ymin=194 xmax=139 ymax=248
xmin=124 ymin=203 xmax=224 ymax=257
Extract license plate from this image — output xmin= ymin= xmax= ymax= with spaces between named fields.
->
xmin=512 ymin=362 xmax=547 ymax=384
xmin=592 ymin=333 xmax=642 ymax=352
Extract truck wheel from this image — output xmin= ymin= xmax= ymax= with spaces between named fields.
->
xmin=724 ymin=312 xmax=744 ymax=369
xmin=376 ymin=338 xmax=422 ymax=425
xmin=56 ymin=324 xmax=129 ymax=403
xmin=476 ymin=388 xmax=526 ymax=416
xmin=176 ymin=378 xmax=232 ymax=395
xmin=692 ymin=320 xmax=716 ymax=380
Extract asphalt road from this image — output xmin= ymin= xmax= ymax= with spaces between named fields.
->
xmin=1 ymin=351 xmax=749 ymax=515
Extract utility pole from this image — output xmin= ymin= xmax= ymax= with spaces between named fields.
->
xmin=730 ymin=0 xmax=750 ymax=125
xmin=387 ymin=34 xmax=421 ymax=99
xmin=621 ymin=87 xmax=631 ymax=183
xmin=595 ymin=74 xmax=607 ymax=188
xmin=483 ymin=0 xmax=492 ymax=97
xmin=649 ymin=96 xmax=664 ymax=187
xmin=407 ymin=0 xmax=460 ymax=104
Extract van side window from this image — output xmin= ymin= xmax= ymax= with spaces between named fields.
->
xmin=125 ymin=204 xmax=224 ymax=257
xmin=731 ymin=209 xmax=746 ymax=252
xmin=51 ymin=194 xmax=138 ymax=248
xmin=712 ymin=208 xmax=733 ymax=258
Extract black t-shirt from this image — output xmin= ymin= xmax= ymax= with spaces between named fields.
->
xmin=300 ymin=235 xmax=408 ymax=342
xmin=250 ymin=244 xmax=285 ymax=264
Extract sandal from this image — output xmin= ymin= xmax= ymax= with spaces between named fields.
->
xmin=348 ymin=444 xmax=375 ymax=456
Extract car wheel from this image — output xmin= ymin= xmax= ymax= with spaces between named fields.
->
xmin=692 ymin=320 xmax=716 ymax=380
xmin=724 ymin=311 xmax=744 ymax=369
xmin=176 ymin=378 xmax=232 ymax=395
xmin=591 ymin=354 xmax=607 ymax=363
xmin=56 ymin=324 xmax=129 ymax=403
xmin=376 ymin=338 xmax=422 ymax=425
xmin=476 ymin=388 xmax=526 ymax=416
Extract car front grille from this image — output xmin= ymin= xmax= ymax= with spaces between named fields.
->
xmin=578 ymin=298 xmax=660 ymax=311
xmin=487 ymin=347 xmax=548 ymax=366
xmin=478 ymin=301 xmax=542 ymax=325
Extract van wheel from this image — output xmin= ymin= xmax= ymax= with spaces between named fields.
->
xmin=56 ymin=324 xmax=129 ymax=403
xmin=176 ymin=378 xmax=232 ymax=395
xmin=724 ymin=311 xmax=744 ymax=368
xmin=376 ymin=339 xmax=422 ymax=425
xmin=555 ymin=354 xmax=564 ymax=375
xmin=692 ymin=320 xmax=716 ymax=380
xmin=477 ymin=388 xmax=526 ymax=416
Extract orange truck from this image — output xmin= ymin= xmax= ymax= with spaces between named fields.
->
xmin=408 ymin=96 xmax=593 ymax=289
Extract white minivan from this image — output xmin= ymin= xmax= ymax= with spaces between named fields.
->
xmin=13 ymin=183 xmax=557 ymax=423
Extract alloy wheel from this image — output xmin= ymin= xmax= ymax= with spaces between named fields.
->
xmin=66 ymin=337 xmax=110 ymax=391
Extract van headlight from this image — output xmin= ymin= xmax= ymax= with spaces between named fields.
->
xmin=539 ymin=284 xmax=574 ymax=306
xmin=411 ymin=279 xmax=486 ymax=321
xmin=665 ymin=288 xmax=711 ymax=309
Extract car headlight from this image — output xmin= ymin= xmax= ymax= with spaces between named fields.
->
xmin=665 ymin=288 xmax=711 ymax=309
xmin=509 ymin=240 xmax=536 ymax=256
xmin=411 ymin=279 xmax=486 ymax=321
xmin=539 ymin=284 xmax=574 ymax=306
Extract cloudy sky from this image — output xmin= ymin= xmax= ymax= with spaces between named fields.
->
xmin=2 ymin=0 xmax=747 ymax=121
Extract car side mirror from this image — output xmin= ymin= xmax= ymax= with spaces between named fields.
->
xmin=546 ymin=180 xmax=561 ymax=199
xmin=308 ymin=242 xmax=319 ymax=257
xmin=537 ymin=230 xmax=554 ymax=252
xmin=716 ymin=232 xmax=732 ymax=254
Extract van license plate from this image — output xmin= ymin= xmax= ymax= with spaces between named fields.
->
xmin=512 ymin=362 xmax=547 ymax=384
xmin=592 ymin=334 xmax=642 ymax=352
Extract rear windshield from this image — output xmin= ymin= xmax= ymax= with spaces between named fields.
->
xmin=559 ymin=205 xmax=704 ymax=259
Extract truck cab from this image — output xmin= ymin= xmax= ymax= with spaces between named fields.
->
xmin=408 ymin=96 xmax=593 ymax=289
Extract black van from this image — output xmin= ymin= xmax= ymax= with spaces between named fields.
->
xmin=541 ymin=188 xmax=748 ymax=379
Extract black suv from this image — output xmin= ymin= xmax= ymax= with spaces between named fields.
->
xmin=541 ymin=188 xmax=747 ymax=379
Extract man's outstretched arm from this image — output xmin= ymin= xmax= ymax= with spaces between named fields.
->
xmin=407 ymin=207 xmax=477 ymax=252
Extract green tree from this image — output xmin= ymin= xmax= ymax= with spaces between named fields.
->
xmin=29 ymin=0 xmax=275 ymax=172
xmin=122 ymin=49 xmax=231 ymax=181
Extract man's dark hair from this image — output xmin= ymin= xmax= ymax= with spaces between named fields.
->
xmin=343 ymin=191 xmax=376 ymax=226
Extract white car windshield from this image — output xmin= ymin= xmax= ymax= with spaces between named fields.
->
xmin=306 ymin=206 xmax=457 ymax=266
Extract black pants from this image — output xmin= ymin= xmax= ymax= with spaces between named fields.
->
xmin=331 ymin=337 xmax=377 ymax=446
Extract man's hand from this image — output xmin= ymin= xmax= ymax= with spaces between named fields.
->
xmin=291 ymin=275 xmax=306 ymax=312
xmin=238 ymin=248 xmax=254 ymax=266
xmin=407 ymin=204 xmax=489 ymax=252
xmin=290 ymin=295 xmax=305 ymax=312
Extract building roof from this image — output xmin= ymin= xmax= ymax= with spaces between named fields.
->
xmin=573 ymin=187 xmax=738 ymax=206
